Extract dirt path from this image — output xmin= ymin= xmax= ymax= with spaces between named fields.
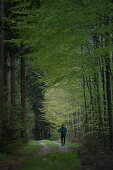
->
xmin=15 ymin=141 xmax=79 ymax=170
xmin=23 ymin=142 xmax=113 ymax=170
xmin=33 ymin=141 xmax=76 ymax=156
xmin=1 ymin=141 xmax=113 ymax=170
xmin=0 ymin=141 xmax=77 ymax=170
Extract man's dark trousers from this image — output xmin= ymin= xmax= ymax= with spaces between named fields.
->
xmin=61 ymin=135 xmax=65 ymax=145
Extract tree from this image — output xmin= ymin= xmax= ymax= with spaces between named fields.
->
xmin=0 ymin=0 xmax=4 ymax=152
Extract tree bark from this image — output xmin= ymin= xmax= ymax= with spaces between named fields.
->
xmin=105 ymin=56 xmax=113 ymax=150
xmin=11 ymin=55 xmax=15 ymax=105
xmin=4 ymin=50 xmax=11 ymax=101
xmin=0 ymin=0 xmax=4 ymax=151
xmin=20 ymin=56 xmax=27 ymax=142
xmin=83 ymin=75 xmax=88 ymax=134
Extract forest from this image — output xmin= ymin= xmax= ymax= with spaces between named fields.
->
xmin=0 ymin=0 xmax=113 ymax=169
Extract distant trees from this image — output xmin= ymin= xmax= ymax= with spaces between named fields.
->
xmin=30 ymin=0 xmax=113 ymax=151
xmin=26 ymin=68 xmax=50 ymax=140
xmin=0 ymin=0 xmax=48 ymax=154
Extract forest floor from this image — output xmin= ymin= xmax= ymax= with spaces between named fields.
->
xmin=0 ymin=140 xmax=113 ymax=170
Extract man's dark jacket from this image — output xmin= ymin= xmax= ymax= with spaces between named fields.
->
xmin=58 ymin=127 xmax=67 ymax=136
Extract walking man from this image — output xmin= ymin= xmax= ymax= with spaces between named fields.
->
xmin=58 ymin=124 xmax=67 ymax=146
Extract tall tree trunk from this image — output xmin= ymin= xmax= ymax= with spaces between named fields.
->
xmin=95 ymin=71 xmax=105 ymax=147
xmin=10 ymin=54 xmax=16 ymax=127
xmin=83 ymin=75 xmax=87 ymax=134
xmin=100 ymin=57 xmax=108 ymax=148
xmin=4 ymin=50 xmax=11 ymax=101
xmin=0 ymin=0 xmax=4 ymax=151
xmin=86 ymin=76 xmax=94 ymax=133
xmin=20 ymin=56 xmax=27 ymax=142
xmin=11 ymin=55 xmax=15 ymax=106
xmin=105 ymin=55 xmax=113 ymax=150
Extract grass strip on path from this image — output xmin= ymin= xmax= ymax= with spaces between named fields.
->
xmin=56 ymin=140 xmax=81 ymax=147
xmin=21 ymin=140 xmax=40 ymax=156
xmin=0 ymin=140 xmax=40 ymax=162
xmin=17 ymin=151 xmax=81 ymax=170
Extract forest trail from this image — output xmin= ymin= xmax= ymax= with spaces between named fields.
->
xmin=16 ymin=140 xmax=113 ymax=170
xmin=33 ymin=140 xmax=76 ymax=156
xmin=0 ymin=140 xmax=79 ymax=170
xmin=15 ymin=140 xmax=81 ymax=170
xmin=1 ymin=140 xmax=113 ymax=170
